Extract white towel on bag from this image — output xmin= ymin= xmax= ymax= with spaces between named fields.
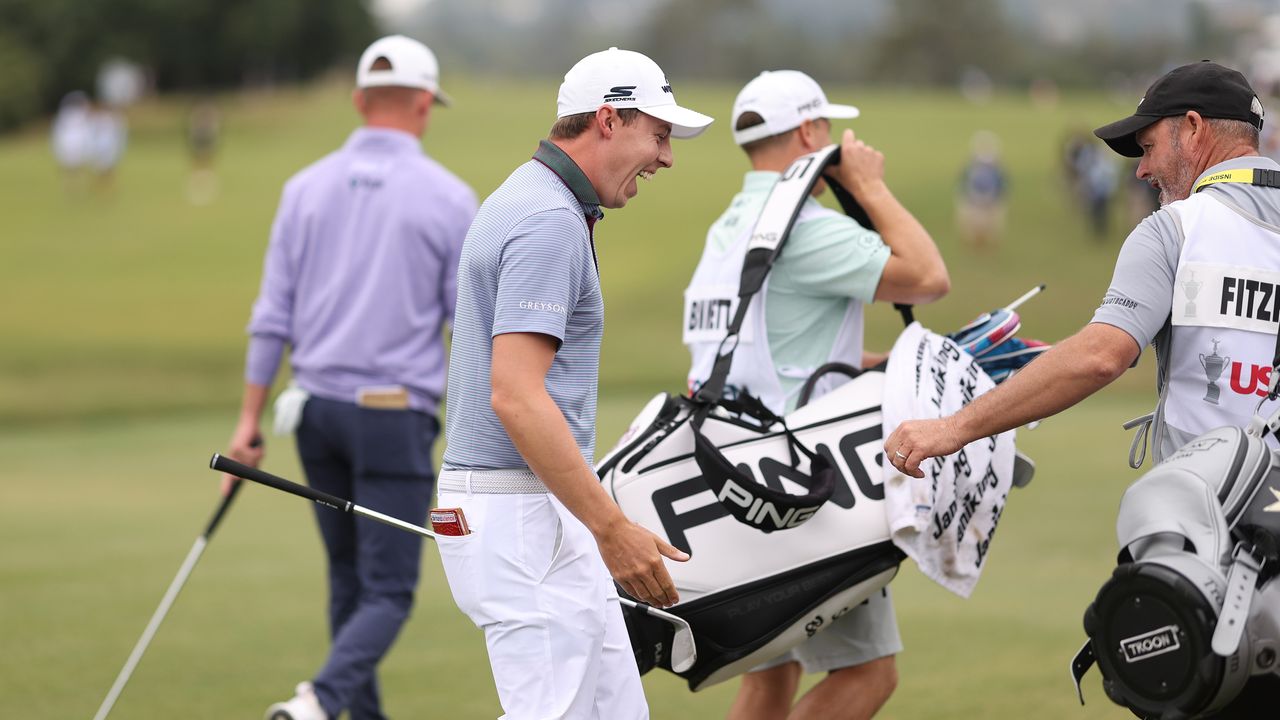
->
xmin=881 ymin=322 xmax=1017 ymax=598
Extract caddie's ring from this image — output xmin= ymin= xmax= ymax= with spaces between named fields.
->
xmin=895 ymin=450 xmax=908 ymax=460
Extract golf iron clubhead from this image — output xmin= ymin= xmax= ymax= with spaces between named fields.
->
xmin=209 ymin=453 xmax=698 ymax=671
xmin=619 ymin=599 xmax=698 ymax=672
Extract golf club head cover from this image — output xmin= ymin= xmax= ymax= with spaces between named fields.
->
xmin=947 ymin=309 xmax=1022 ymax=358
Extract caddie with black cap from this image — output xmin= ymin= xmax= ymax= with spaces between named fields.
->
xmin=887 ymin=52 xmax=1280 ymax=717
xmin=1094 ymin=60 xmax=1264 ymax=157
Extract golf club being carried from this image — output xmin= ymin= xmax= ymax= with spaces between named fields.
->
xmin=208 ymin=453 xmax=698 ymax=673
xmin=93 ymin=445 xmax=257 ymax=720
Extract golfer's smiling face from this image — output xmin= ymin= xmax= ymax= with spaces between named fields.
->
xmin=601 ymin=111 xmax=673 ymax=209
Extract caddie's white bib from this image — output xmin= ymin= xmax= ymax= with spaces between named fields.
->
xmin=1162 ymin=193 xmax=1280 ymax=454
xmin=683 ymin=201 xmax=860 ymax=414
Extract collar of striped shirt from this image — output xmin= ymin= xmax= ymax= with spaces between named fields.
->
xmin=533 ymin=139 xmax=604 ymax=222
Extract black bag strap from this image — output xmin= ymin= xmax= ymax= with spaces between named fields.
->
xmin=688 ymin=145 xmax=848 ymax=531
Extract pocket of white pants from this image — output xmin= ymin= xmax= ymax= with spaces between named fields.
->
xmin=434 ymin=492 xmax=483 ymax=620
xmin=515 ymin=494 xmax=565 ymax=584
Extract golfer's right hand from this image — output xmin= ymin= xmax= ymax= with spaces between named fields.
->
xmin=222 ymin=423 xmax=264 ymax=495
xmin=596 ymin=519 xmax=689 ymax=608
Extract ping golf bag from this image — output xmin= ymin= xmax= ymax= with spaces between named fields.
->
xmin=600 ymin=145 xmax=1044 ymax=691
xmin=599 ymin=369 xmax=903 ymax=690
xmin=1072 ymin=415 xmax=1280 ymax=718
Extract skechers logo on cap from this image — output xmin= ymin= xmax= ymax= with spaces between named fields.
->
xmin=1119 ymin=625 xmax=1182 ymax=663
xmin=604 ymin=86 xmax=636 ymax=102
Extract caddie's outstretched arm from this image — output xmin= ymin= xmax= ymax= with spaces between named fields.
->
xmin=491 ymin=331 xmax=690 ymax=607
xmin=885 ymin=322 xmax=1139 ymax=478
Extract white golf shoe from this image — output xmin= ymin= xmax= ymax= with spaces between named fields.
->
xmin=265 ymin=681 xmax=327 ymax=720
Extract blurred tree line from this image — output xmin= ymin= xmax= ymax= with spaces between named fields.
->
xmin=413 ymin=0 xmax=1232 ymax=92
xmin=0 ymin=0 xmax=375 ymax=130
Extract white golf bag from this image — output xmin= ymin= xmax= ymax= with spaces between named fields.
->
xmin=600 ymin=365 xmax=902 ymax=690
xmin=1072 ymin=417 xmax=1280 ymax=718
xmin=600 ymin=146 xmax=1043 ymax=691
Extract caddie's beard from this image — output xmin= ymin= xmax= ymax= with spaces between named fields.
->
xmin=1159 ymin=131 xmax=1198 ymax=206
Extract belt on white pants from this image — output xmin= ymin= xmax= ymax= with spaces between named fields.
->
xmin=438 ymin=468 xmax=547 ymax=494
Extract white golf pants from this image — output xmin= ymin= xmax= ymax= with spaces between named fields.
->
xmin=436 ymin=488 xmax=648 ymax=720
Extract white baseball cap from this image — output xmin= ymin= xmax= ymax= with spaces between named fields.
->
xmin=731 ymin=70 xmax=859 ymax=146
xmin=356 ymin=35 xmax=451 ymax=106
xmin=557 ymin=47 xmax=713 ymax=139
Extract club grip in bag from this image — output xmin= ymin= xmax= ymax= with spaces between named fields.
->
xmin=209 ymin=453 xmax=351 ymax=513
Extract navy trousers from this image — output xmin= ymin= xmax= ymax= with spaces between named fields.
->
xmin=295 ymin=397 xmax=437 ymax=720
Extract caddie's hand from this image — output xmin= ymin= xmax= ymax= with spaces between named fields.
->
xmin=223 ymin=423 xmax=264 ymax=495
xmin=833 ymin=128 xmax=886 ymax=197
xmin=596 ymin=519 xmax=689 ymax=608
xmin=884 ymin=418 xmax=965 ymax=479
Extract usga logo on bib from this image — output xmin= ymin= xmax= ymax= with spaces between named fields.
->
xmin=1120 ymin=625 xmax=1182 ymax=663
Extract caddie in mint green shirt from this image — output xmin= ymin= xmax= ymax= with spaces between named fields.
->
xmin=700 ymin=170 xmax=890 ymax=409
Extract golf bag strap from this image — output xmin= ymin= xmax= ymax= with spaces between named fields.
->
xmin=825 ymin=157 xmax=912 ymax=329
xmin=690 ymin=402 xmax=839 ymax=533
xmin=1212 ymin=542 xmax=1266 ymax=656
xmin=689 ymin=145 xmax=847 ymax=530
xmin=696 ymin=144 xmax=843 ymax=406
xmin=1123 ymin=412 xmax=1154 ymax=469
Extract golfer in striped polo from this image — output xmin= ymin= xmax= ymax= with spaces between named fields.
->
xmin=436 ymin=48 xmax=712 ymax=718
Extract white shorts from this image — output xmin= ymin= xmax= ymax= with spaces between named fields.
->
xmin=752 ymin=587 xmax=901 ymax=674
xmin=436 ymin=489 xmax=648 ymax=720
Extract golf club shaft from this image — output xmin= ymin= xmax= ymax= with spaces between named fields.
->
xmin=619 ymin=597 xmax=683 ymax=625
xmin=210 ymin=455 xmax=697 ymax=631
xmin=92 ymin=480 xmax=244 ymax=720
xmin=1003 ymin=284 xmax=1046 ymax=312
xmin=210 ymin=454 xmax=436 ymax=539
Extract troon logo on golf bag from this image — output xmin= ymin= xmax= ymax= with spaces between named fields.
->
xmin=1119 ymin=625 xmax=1182 ymax=663
xmin=717 ymin=478 xmax=821 ymax=530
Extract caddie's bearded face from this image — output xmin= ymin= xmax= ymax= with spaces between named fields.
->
xmin=1136 ymin=116 xmax=1198 ymax=206
xmin=601 ymin=110 xmax=674 ymax=209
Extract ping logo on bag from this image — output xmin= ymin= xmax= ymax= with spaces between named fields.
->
xmin=718 ymin=478 xmax=821 ymax=530
xmin=1119 ymin=625 xmax=1182 ymax=663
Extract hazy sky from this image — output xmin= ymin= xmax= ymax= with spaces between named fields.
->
xmin=372 ymin=0 xmax=433 ymax=23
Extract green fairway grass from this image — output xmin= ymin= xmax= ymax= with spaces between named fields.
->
xmin=3 ymin=76 xmax=1154 ymax=718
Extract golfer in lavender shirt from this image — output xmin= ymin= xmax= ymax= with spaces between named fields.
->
xmin=222 ymin=36 xmax=476 ymax=720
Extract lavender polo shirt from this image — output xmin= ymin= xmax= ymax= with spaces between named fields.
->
xmin=245 ymin=126 xmax=478 ymax=415
xmin=442 ymin=140 xmax=605 ymax=470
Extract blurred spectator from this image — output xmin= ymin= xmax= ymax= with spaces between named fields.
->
xmin=1060 ymin=127 xmax=1090 ymax=195
xmin=51 ymin=91 xmax=92 ymax=191
xmin=186 ymin=100 xmax=221 ymax=204
xmin=86 ymin=101 xmax=127 ymax=187
xmin=1075 ymin=142 xmax=1118 ymax=239
xmin=955 ymin=130 xmax=1008 ymax=251
xmin=1125 ymin=159 xmax=1160 ymax=227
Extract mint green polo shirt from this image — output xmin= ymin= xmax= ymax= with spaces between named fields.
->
xmin=706 ymin=171 xmax=890 ymax=405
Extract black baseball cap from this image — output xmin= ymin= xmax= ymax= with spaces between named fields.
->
xmin=1093 ymin=60 xmax=1264 ymax=157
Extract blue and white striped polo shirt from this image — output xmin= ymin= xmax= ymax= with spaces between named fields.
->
xmin=442 ymin=140 xmax=605 ymax=470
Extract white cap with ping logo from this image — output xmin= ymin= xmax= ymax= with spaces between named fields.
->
xmin=357 ymin=35 xmax=451 ymax=106
xmin=556 ymin=47 xmax=714 ymax=139
xmin=731 ymin=70 xmax=859 ymax=146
